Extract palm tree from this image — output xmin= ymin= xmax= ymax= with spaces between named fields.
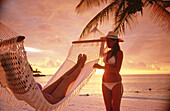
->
xmin=76 ymin=0 xmax=170 ymax=38
xmin=29 ymin=64 xmax=42 ymax=74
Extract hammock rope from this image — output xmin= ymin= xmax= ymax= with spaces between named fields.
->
xmin=0 ymin=22 xmax=105 ymax=111
xmin=0 ymin=23 xmax=19 ymax=41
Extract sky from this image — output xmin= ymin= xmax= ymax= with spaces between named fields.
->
xmin=0 ymin=0 xmax=170 ymax=75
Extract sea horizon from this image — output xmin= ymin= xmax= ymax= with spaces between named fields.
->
xmin=34 ymin=73 xmax=170 ymax=102
xmin=39 ymin=73 xmax=170 ymax=76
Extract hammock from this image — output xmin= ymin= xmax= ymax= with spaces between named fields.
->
xmin=0 ymin=22 xmax=106 ymax=111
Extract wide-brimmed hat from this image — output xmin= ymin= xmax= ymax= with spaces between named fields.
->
xmin=100 ymin=31 xmax=124 ymax=42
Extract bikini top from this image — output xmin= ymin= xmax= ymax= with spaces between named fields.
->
xmin=103 ymin=55 xmax=116 ymax=65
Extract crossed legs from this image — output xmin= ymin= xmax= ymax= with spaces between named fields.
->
xmin=42 ymin=54 xmax=87 ymax=104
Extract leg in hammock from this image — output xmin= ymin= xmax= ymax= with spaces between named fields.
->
xmin=42 ymin=54 xmax=83 ymax=94
xmin=51 ymin=54 xmax=86 ymax=99
xmin=42 ymin=54 xmax=87 ymax=104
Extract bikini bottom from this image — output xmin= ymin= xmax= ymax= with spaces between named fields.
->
xmin=102 ymin=81 xmax=123 ymax=92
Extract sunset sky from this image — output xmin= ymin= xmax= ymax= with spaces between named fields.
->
xmin=0 ymin=0 xmax=169 ymax=75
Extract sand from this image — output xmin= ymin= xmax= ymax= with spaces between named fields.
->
xmin=64 ymin=95 xmax=170 ymax=111
xmin=1 ymin=95 xmax=169 ymax=111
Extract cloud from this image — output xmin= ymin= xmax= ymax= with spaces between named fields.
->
xmin=164 ymin=60 xmax=170 ymax=64
xmin=32 ymin=57 xmax=61 ymax=68
xmin=25 ymin=47 xmax=42 ymax=52
xmin=38 ymin=24 xmax=53 ymax=31
xmin=1 ymin=0 xmax=169 ymax=74
xmin=126 ymin=38 xmax=144 ymax=56
xmin=124 ymin=60 xmax=161 ymax=71
xmin=38 ymin=37 xmax=70 ymax=53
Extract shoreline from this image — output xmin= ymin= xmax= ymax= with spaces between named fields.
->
xmin=0 ymin=94 xmax=169 ymax=111
xmin=79 ymin=94 xmax=170 ymax=102
xmin=122 ymin=96 xmax=170 ymax=102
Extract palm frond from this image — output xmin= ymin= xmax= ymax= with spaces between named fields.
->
xmin=76 ymin=0 xmax=108 ymax=14
xmin=79 ymin=2 xmax=119 ymax=38
xmin=149 ymin=1 xmax=170 ymax=32
xmin=114 ymin=6 xmax=137 ymax=34
xmin=123 ymin=12 xmax=136 ymax=31
xmin=115 ymin=0 xmax=125 ymax=17
xmin=162 ymin=1 xmax=170 ymax=8
xmin=113 ymin=0 xmax=140 ymax=34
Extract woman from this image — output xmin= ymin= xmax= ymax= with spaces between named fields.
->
xmin=93 ymin=31 xmax=124 ymax=111
xmin=40 ymin=54 xmax=87 ymax=104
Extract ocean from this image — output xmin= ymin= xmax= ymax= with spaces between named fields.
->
xmin=0 ymin=74 xmax=169 ymax=111
xmin=34 ymin=74 xmax=170 ymax=102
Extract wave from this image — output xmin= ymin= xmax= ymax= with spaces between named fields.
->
xmin=123 ymin=96 xmax=170 ymax=102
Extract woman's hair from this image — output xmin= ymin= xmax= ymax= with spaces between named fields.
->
xmin=111 ymin=39 xmax=120 ymax=56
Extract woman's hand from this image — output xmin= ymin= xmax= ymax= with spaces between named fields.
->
xmin=93 ymin=63 xmax=103 ymax=69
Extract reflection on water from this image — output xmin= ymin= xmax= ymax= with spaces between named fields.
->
xmin=35 ymin=74 xmax=170 ymax=101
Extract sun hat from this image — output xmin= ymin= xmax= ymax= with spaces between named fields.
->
xmin=100 ymin=31 xmax=124 ymax=42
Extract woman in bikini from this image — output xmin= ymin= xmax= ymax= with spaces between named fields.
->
xmin=40 ymin=54 xmax=87 ymax=104
xmin=93 ymin=31 xmax=124 ymax=111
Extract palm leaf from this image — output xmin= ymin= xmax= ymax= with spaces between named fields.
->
xmin=115 ymin=0 xmax=126 ymax=17
xmin=79 ymin=1 xmax=119 ymax=38
xmin=149 ymin=1 xmax=170 ymax=32
xmin=162 ymin=1 xmax=170 ymax=8
xmin=76 ymin=0 xmax=108 ymax=14
xmin=114 ymin=6 xmax=137 ymax=34
xmin=77 ymin=0 xmax=170 ymax=38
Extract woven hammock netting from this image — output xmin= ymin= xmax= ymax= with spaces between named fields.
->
xmin=0 ymin=22 xmax=106 ymax=111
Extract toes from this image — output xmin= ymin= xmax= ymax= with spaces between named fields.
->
xmin=81 ymin=54 xmax=87 ymax=63
xmin=78 ymin=54 xmax=87 ymax=68
xmin=78 ymin=54 xmax=82 ymax=58
xmin=77 ymin=54 xmax=82 ymax=62
xmin=83 ymin=54 xmax=87 ymax=60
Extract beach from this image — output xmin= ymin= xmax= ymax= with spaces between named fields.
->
xmin=0 ymin=74 xmax=170 ymax=111
xmin=64 ymin=96 xmax=170 ymax=111
xmin=0 ymin=93 xmax=169 ymax=111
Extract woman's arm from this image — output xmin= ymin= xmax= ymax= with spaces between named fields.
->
xmin=93 ymin=50 xmax=123 ymax=73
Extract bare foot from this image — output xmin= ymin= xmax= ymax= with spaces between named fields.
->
xmin=77 ymin=54 xmax=82 ymax=63
xmin=82 ymin=54 xmax=87 ymax=62
xmin=79 ymin=54 xmax=87 ymax=67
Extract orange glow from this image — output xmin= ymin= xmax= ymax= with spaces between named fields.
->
xmin=1 ymin=1 xmax=169 ymax=75
xmin=120 ymin=68 xmax=170 ymax=75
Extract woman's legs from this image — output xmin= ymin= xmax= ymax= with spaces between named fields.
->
xmin=111 ymin=83 xmax=123 ymax=111
xmin=50 ymin=54 xmax=86 ymax=98
xmin=42 ymin=54 xmax=83 ymax=94
xmin=102 ymin=84 xmax=113 ymax=111
xmin=42 ymin=54 xmax=87 ymax=104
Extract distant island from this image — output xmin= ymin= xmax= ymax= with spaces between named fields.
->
xmin=29 ymin=64 xmax=46 ymax=77
xmin=33 ymin=70 xmax=46 ymax=77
